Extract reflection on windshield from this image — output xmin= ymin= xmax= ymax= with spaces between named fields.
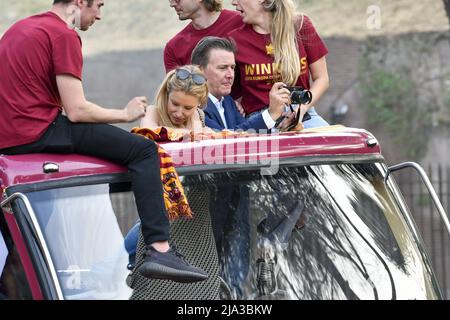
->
xmin=22 ymin=163 xmax=440 ymax=300
xmin=183 ymin=164 xmax=440 ymax=300
xmin=27 ymin=185 xmax=134 ymax=300
xmin=0 ymin=231 xmax=7 ymax=276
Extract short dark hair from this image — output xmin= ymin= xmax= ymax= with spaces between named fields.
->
xmin=53 ymin=0 xmax=95 ymax=6
xmin=191 ymin=36 xmax=236 ymax=68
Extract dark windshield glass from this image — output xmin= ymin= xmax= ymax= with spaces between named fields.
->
xmin=22 ymin=162 xmax=440 ymax=300
xmin=182 ymin=163 xmax=440 ymax=300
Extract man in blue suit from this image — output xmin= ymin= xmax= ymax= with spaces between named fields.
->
xmin=191 ymin=36 xmax=290 ymax=132
xmin=190 ymin=37 xmax=294 ymax=298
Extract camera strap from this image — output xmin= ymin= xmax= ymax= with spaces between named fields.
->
xmin=283 ymin=105 xmax=301 ymax=131
xmin=285 ymin=106 xmax=311 ymax=131
xmin=274 ymin=105 xmax=312 ymax=131
xmin=274 ymin=114 xmax=286 ymax=128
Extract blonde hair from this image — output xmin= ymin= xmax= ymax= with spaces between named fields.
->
xmin=154 ymin=65 xmax=208 ymax=129
xmin=263 ymin=0 xmax=302 ymax=86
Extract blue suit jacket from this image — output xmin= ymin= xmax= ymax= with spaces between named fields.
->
xmin=204 ymin=96 xmax=267 ymax=131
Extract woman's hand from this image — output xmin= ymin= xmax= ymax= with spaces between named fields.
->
xmin=268 ymin=82 xmax=291 ymax=121
xmin=190 ymin=127 xmax=217 ymax=141
xmin=297 ymin=104 xmax=309 ymax=127
xmin=172 ymin=128 xmax=192 ymax=141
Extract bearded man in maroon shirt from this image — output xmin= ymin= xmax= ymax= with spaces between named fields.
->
xmin=0 ymin=0 xmax=208 ymax=284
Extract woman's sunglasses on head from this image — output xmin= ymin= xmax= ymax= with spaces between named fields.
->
xmin=175 ymin=69 xmax=207 ymax=85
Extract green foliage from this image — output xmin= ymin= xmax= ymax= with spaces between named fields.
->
xmin=359 ymin=60 xmax=431 ymax=159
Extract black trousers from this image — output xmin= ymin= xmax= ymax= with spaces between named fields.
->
xmin=0 ymin=114 xmax=169 ymax=244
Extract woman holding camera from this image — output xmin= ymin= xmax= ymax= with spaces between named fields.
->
xmin=229 ymin=0 xmax=329 ymax=129
xmin=140 ymin=65 xmax=213 ymax=136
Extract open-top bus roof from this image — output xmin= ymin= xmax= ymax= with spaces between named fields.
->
xmin=0 ymin=126 xmax=381 ymax=188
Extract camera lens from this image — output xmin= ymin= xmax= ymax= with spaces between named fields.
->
xmin=291 ymin=90 xmax=312 ymax=105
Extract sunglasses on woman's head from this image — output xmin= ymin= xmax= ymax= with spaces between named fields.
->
xmin=175 ymin=69 xmax=207 ymax=85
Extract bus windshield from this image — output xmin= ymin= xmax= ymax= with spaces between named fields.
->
xmin=23 ymin=162 xmax=441 ymax=300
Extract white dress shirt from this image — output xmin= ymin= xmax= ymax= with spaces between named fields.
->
xmin=209 ymin=94 xmax=228 ymax=129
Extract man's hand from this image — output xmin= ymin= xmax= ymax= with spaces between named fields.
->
xmin=293 ymin=121 xmax=304 ymax=131
xmin=125 ymin=96 xmax=148 ymax=122
xmin=277 ymin=111 xmax=297 ymax=131
xmin=57 ymin=74 xmax=147 ymax=124
xmin=234 ymin=99 xmax=246 ymax=116
xmin=277 ymin=105 xmax=308 ymax=132
xmin=268 ymin=82 xmax=291 ymax=120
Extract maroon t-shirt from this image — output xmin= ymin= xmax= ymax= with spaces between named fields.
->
xmin=0 ymin=12 xmax=83 ymax=149
xmin=164 ymin=9 xmax=243 ymax=72
xmin=229 ymin=15 xmax=328 ymax=114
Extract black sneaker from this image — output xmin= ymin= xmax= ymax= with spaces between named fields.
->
xmin=137 ymin=245 xmax=209 ymax=283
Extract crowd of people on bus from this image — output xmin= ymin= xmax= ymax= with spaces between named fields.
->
xmin=0 ymin=0 xmax=330 ymax=291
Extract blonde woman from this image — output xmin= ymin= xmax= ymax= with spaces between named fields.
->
xmin=229 ymin=0 xmax=329 ymax=129
xmin=140 ymin=65 xmax=211 ymax=136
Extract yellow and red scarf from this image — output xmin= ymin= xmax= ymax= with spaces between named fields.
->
xmin=130 ymin=127 xmax=254 ymax=220
xmin=131 ymin=127 xmax=192 ymax=220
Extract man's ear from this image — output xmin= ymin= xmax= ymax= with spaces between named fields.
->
xmin=74 ymin=0 xmax=84 ymax=8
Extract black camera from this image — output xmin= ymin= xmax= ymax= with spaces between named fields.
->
xmin=285 ymin=86 xmax=312 ymax=105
